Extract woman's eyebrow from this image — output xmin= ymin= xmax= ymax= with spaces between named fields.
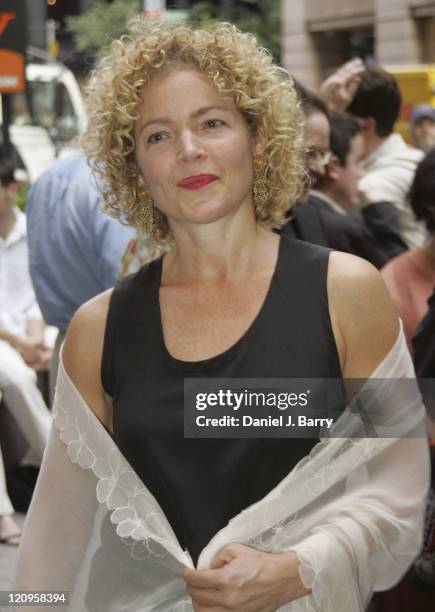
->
xmin=138 ymin=105 xmax=231 ymax=133
xmin=191 ymin=105 xmax=231 ymax=118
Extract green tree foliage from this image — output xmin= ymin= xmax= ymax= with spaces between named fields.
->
xmin=66 ymin=0 xmax=140 ymax=57
xmin=15 ymin=184 xmax=28 ymax=212
xmin=66 ymin=0 xmax=281 ymax=61
xmin=190 ymin=0 xmax=281 ymax=60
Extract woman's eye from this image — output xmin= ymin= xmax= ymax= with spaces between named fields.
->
xmin=147 ymin=132 xmax=168 ymax=144
xmin=204 ymin=119 xmax=224 ymax=129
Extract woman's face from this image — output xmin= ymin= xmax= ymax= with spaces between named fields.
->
xmin=134 ymin=68 xmax=259 ymax=229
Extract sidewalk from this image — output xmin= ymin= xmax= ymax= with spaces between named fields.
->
xmin=0 ymin=513 xmax=25 ymax=590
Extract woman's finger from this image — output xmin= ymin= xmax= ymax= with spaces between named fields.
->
xmin=183 ymin=567 xmax=224 ymax=589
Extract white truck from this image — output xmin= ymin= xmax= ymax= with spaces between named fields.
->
xmin=1 ymin=62 xmax=87 ymax=183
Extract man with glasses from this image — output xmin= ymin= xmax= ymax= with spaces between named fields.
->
xmin=305 ymin=147 xmax=332 ymax=169
xmin=309 ymin=111 xmax=389 ymax=267
xmin=284 ymin=86 xmax=399 ymax=266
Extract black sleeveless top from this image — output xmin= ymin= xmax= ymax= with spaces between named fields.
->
xmin=101 ymin=234 xmax=342 ymax=565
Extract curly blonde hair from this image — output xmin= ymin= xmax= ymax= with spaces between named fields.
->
xmin=82 ymin=18 xmax=305 ymax=247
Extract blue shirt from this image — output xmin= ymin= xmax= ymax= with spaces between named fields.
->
xmin=26 ymin=155 xmax=135 ymax=330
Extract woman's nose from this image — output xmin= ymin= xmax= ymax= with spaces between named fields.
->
xmin=176 ymin=132 xmax=207 ymax=163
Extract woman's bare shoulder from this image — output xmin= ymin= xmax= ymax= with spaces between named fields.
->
xmin=327 ymin=251 xmax=400 ymax=378
xmin=62 ymin=290 xmax=113 ymax=428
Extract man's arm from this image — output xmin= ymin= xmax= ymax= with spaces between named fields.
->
xmin=320 ymin=58 xmax=365 ymax=112
xmin=0 ymin=327 xmax=22 ymax=349
xmin=0 ymin=325 xmax=48 ymax=369
xmin=26 ymin=318 xmax=45 ymax=344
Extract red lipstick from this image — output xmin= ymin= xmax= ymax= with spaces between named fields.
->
xmin=177 ymin=174 xmax=219 ymax=190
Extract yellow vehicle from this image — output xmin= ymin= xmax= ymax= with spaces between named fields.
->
xmin=385 ymin=64 xmax=435 ymax=142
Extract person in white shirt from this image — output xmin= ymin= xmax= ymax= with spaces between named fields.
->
xmin=321 ymin=62 xmax=427 ymax=250
xmin=0 ymin=157 xmax=51 ymax=546
xmin=346 ymin=66 xmax=426 ymax=250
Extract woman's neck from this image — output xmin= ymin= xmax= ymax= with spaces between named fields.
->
xmin=163 ymin=215 xmax=279 ymax=285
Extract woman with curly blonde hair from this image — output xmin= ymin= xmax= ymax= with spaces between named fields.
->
xmin=15 ymin=18 xmax=428 ymax=612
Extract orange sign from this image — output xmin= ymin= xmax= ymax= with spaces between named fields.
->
xmin=0 ymin=49 xmax=25 ymax=93
xmin=0 ymin=1 xmax=26 ymax=94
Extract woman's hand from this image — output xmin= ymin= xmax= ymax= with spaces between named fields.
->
xmin=182 ymin=543 xmax=311 ymax=611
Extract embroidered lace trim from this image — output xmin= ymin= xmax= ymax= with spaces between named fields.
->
xmin=53 ymin=361 xmax=192 ymax=567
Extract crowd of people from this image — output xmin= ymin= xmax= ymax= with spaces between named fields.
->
xmin=0 ymin=155 xmax=134 ymax=542
xmin=0 ymin=17 xmax=434 ymax=611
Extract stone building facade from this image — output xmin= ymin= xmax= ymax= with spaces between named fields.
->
xmin=282 ymin=0 xmax=435 ymax=88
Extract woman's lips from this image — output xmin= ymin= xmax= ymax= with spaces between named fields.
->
xmin=177 ymin=174 xmax=219 ymax=190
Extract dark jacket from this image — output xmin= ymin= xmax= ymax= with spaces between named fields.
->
xmin=283 ymin=193 xmax=390 ymax=268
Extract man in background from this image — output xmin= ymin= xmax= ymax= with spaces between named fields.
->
xmin=26 ymin=154 xmax=135 ymax=400
xmin=309 ymin=111 xmax=388 ymax=267
xmin=311 ymin=111 xmax=364 ymax=213
xmin=0 ymin=156 xmax=51 ymax=457
xmin=346 ymin=66 xmax=426 ymax=251
xmin=0 ymin=156 xmax=52 ymax=543
xmin=410 ymin=103 xmax=435 ymax=153
xmin=285 ymin=86 xmax=393 ymax=267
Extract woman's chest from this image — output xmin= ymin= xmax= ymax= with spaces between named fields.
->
xmin=159 ymin=280 xmax=270 ymax=362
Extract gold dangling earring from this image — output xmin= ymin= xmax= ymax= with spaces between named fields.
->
xmin=253 ymin=171 xmax=269 ymax=209
xmin=139 ymin=197 xmax=155 ymax=236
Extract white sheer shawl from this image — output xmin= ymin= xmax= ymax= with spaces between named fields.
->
xmin=14 ymin=324 xmax=430 ymax=611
